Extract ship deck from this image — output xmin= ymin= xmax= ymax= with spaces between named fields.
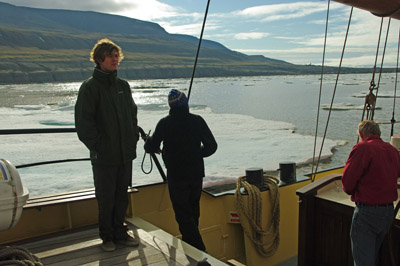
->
xmin=6 ymin=217 xmax=227 ymax=266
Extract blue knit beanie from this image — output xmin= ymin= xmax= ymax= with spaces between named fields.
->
xmin=168 ymin=89 xmax=189 ymax=109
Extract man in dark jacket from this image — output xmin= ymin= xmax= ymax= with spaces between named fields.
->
xmin=75 ymin=38 xmax=140 ymax=252
xmin=144 ymin=89 xmax=217 ymax=251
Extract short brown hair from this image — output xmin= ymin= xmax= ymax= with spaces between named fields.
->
xmin=90 ymin=38 xmax=124 ymax=66
xmin=358 ymin=120 xmax=381 ymax=136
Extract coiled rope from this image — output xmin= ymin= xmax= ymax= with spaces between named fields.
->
xmin=138 ymin=127 xmax=167 ymax=182
xmin=234 ymin=175 xmax=280 ymax=257
xmin=0 ymin=246 xmax=43 ymax=266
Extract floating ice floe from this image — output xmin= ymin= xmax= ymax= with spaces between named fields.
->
xmin=321 ymin=102 xmax=381 ymax=110
xmin=352 ymin=91 xmax=400 ymax=98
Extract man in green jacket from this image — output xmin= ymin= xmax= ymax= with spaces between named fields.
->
xmin=75 ymin=38 xmax=140 ymax=252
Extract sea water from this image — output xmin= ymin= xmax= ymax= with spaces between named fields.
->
xmin=0 ymin=73 xmax=399 ymax=196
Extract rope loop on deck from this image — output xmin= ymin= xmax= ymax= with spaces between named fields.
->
xmin=0 ymin=246 xmax=43 ymax=266
xmin=234 ymin=174 xmax=280 ymax=257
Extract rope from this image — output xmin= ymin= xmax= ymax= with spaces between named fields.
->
xmin=312 ymin=6 xmax=353 ymax=182
xmin=187 ymin=0 xmax=211 ymax=101
xmin=390 ymin=26 xmax=400 ymax=137
xmin=234 ymin=175 xmax=280 ymax=257
xmin=312 ymin=0 xmax=330 ymax=177
xmin=362 ymin=18 xmax=391 ymax=123
xmin=0 ymin=246 xmax=43 ymax=266
xmin=140 ymin=129 xmax=154 ymax=175
xmin=375 ymin=17 xmax=391 ymax=100
xmin=138 ymin=126 xmax=167 ymax=182
xmin=370 ymin=18 xmax=384 ymax=91
xmin=141 ymin=150 xmax=153 ymax=174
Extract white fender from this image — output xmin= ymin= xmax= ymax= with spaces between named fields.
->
xmin=0 ymin=159 xmax=29 ymax=231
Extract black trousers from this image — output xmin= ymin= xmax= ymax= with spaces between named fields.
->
xmin=167 ymin=175 xmax=206 ymax=251
xmin=92 ymin=162 xmax=132 ymax=241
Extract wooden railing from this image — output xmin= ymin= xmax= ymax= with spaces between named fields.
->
xmin=297 ymin=173 xmax=400 ymax=266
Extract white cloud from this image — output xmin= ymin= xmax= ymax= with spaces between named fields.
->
xmin=235 ymin=2 xmax=337 ymax=22
xmin=158 ymin=18 xmax=221 ymax=36
xmin=107 ymin=0 xmax=181 ymax=21
xmin=159 ymin=21 xmax=203 ymax=35
xmin=234 ymin=32 xmax=270 ymax=40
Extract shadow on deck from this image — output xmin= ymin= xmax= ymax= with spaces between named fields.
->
xmin=4 ymin=217 xmax=226 ymax=266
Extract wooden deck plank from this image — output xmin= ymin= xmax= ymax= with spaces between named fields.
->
xmin=17 ymin=221 xmax=199 ymax=266
xmin=43 ymin=244 xmax=166 ymax=266
xmin=127 ymin=217 xmax=227 ymax=266
xmin=10 ymin=217 xmax=227 ymax=266
xmin=25 ymin=232 xmax=101 ymax=257
xmin=133 ymin=225 xmax=201 ymax=265
xmin=39 ymin=239 xmax=104 ymax=264
xmin=22 ymin=227 xmax=100 ymax=253
xmin=81 ymin=248 xmax=183 ymax=266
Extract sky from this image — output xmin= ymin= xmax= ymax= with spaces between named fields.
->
xmin=3 ymin=0 xmax=400 ymax=68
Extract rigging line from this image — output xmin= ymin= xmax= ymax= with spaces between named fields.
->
xmin=16 ymin=158 xmax=89 ymax=169
xmin=312 ymin=6 xmax=353 ymax=182
xmin=373 ymin=18 xmax=391 ymax=113
xmin=187 ymin=0 xmax=211 ymax=101
xmin=370 ymin=18 xmax=384 ymax=90
xmin=391 ymin=26 xmax=400 ymax=137
xmin=377 ymin=18 xmax=391 ymax=91
xmin=361 ymin=17 xmax=384 ymax=125
xmin=365 ymin=18 xmax=390 ymax=122
xmin=311 ymin=0 xmax=330 ymax=179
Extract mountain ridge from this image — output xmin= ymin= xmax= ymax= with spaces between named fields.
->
xmin=0 ymin=2 xmax=384 ymax=84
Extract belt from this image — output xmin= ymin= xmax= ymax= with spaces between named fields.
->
xmin=356 ymin=202 xmax=393 ymax=207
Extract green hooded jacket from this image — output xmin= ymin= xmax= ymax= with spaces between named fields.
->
xmin=75 ymin=68 xmax=139 ymax=165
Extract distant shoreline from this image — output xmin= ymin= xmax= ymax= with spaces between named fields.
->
xmin=1 ymin=69 xmax=395 ymax=86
